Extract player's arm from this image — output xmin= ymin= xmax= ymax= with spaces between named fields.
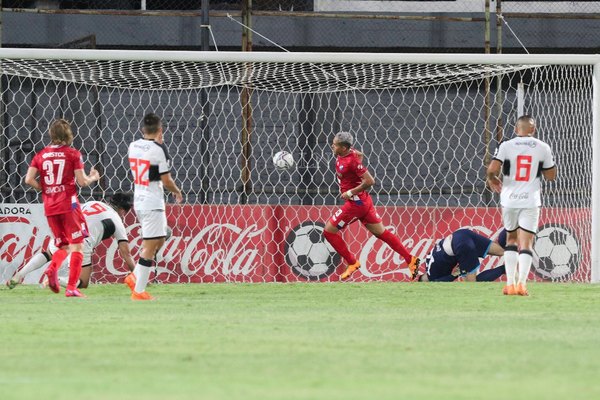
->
xmin=486 ymin=160 xmax=503 ymax=193
xmin=24 ymin=167 xmax=41 ymax=191
xmin=487 ymin=241 xmax=504 ymax=257
xmin=341 ymin=170 xmax=375 ymax=200
xmin=117 ymin=241 xmax=136 ymax=272
xmin=161 ymin=173 xmax=183 ymax=203
xmin=542 ymin=166 xmax=557 ymax=181
xmin=541 ymin=144 xmax=557 ymax=181
xmin=74 ymin=167 xmax=100 ymax=187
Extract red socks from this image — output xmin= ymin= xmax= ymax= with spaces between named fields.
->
xmin=378 ymin=230 xmax=412 ymax=264
xmin=67 ymin=251 xmax=84 ymax=291
xmin=47 ymin=249 xmax=68 ymax=273
xmin=323 ymin=230 xmax=357 ymax=265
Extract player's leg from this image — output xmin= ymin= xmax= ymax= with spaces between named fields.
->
xmin=502 ymin=208 xmax=520 ymax=295
xmin=362 ymin=197 xmax=419 ymax=279
xmin=132 ymin=210 xmax=167 ymax=300
xmin=476 ymin=265 xmax=506 ymax=281
xmin=322 ymin=202 xmax=360 ymax=280
xmin=63 ymin=208 xmax=89 ymax=297
xmin=515 ymin=208 xmax=539 ymax=296
xmin=6 ymin=247 xmax=53 ymax=289
xmin=133 ymin=238 xmax=164 ymax=298
xmin=453 ymin=230 xmax=486 ymax=278
xmin=44 ymin=215 xmax=70 ymax=294
xmin=365 ymin=221 xmax=420 ymax=279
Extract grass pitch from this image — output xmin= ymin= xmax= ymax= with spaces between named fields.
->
xmin=1 ymin=282 xmax=599 ymax=400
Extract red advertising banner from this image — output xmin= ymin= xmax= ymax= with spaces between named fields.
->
xmin=0 ymin=204 xmax=590 ymax=284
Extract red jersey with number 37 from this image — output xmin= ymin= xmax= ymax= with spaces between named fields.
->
xmin=336 ymin=149 xmax=369 ymax=202
xmin=30 ymin=144 xmax=84 ymax=216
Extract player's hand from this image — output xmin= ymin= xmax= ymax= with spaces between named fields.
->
xmin=488 ymin=177 xmax=502 ymax=193
xmin=174 ymin=192 xmax=183 ymax=204
xmin=89 ymin=167 xmax=100 ymax=182
xmin=341 ymin=190 xmax=353 ymax=200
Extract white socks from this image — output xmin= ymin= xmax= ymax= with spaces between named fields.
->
xmin=133 ymin=263 xmax=151 ymax=293
xmin=504 ymin=246 xmax=519 ymax=286
xmin=518 ymin=250 xmax=533 ymax=286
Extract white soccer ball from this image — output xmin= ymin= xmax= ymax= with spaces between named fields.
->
xmin=273 ymin=150 xmax=295 ymax=170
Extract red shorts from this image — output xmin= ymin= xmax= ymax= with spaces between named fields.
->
xmin=329 ymin=196 xmax=382 ymax=230
xmin=47 ymin=207 xmax=89 ymax=248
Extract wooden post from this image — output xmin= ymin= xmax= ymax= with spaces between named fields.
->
xmin=240 ymin=0 xmax=253 ymax=204
xmin=495 ymin=0 xmax=504 ymax=143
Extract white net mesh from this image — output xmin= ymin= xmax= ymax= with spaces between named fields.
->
xmin=0 ymin=52 xmax=593 ymax=283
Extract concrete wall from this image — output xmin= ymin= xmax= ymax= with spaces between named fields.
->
xmin=2 ymin=11 xmax=600 ymax=50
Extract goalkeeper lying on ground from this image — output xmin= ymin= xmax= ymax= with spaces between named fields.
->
xmin=418 ymin=228 xmax=507 ymax=282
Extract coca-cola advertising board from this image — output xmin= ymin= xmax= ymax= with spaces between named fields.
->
xmin=0 ymin=204 xmax=590 ymax=283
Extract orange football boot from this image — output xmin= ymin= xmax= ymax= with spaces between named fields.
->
xmin=340 ymin=261 xmax=361 ymax=280
xmin=124 ymin=273 xmax=136 ymax=292
xmin=131 ymin=291 xmax=155 ymax=301
xmin=515 ymin=283 xmax=529 ymax=296
xmin=408 ymin=256 xmax=421 ymax=280
xmin=503 ymin=284 xmax=517 ymax=295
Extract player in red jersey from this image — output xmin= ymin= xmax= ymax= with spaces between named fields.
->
xmin=323 ymin=131 xmax=420 ymax=280
xmin=24 ymin=118 xmax=100 ymax=297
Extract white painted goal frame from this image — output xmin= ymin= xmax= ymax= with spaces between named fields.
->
xmin=0 ymin=49 xmax=598 ymax=283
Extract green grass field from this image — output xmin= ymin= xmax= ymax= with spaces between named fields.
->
xmin=1 ymin=282 xmax=599 ymax=400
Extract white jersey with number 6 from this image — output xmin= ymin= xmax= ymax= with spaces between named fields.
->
xmin=128 ymin=138 xmax=171 ymax=211
xmin=493 ymin=136 xmax=555 ymax=208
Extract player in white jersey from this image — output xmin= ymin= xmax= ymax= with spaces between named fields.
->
xmin=127 ymin=113 xmax=182 ymax=301
xmin=487 ymin=115 xmax=556 ymax=296
xmin=6 ymin=193 xmax=136 ymax=289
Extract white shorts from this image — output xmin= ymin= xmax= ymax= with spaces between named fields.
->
xmin=136 ymin=209 xmax=168 ymax=239
xmin=502 ymin=207 xmax=540 ymax=234
xmin=48 ymin=237 xmax=94 ymax=267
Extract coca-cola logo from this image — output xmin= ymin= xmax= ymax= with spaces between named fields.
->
xmin=284 ymin=222 xmax=341 ymax=281
xmin=104 ymin=222 xmax=268 ymax=280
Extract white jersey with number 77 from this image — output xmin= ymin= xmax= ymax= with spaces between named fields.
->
xmin=493 ymin=136 xmax=555 ymax=208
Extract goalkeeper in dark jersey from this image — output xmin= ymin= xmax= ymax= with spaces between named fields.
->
xmin=418 ymin=228 xmax=507 ymax=282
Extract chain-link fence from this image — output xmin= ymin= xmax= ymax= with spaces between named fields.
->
xmin=1 ymin=1 xmax=600 ymax=52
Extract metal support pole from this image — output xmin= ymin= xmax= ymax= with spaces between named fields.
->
xmin=591 ymin=63 xmax=600 ymax=282
xmin=483 ymin=0 xmax=493 ymax=204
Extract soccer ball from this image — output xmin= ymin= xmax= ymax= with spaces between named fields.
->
xmin=285 ymin=222 xmax=341 ymax=281
xmin=532 ymin=224 xmax=580 ymax=281
xmin=273 ymin=150 xmax=295 ymax=170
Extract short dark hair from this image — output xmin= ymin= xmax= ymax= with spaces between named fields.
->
xmin=143 ymin=113 xmax=161 ymax=134
xmin=517 ymin=115 xmax=535 ymax=125
xmin=109 ymin=192 xmax=133 ymax=212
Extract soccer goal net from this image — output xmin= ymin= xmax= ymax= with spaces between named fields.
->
xmin=0 ymin=49 xmax=598 ymax=284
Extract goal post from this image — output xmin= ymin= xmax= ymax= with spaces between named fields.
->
xmin=0 ymin=49 xmax=598 ymax=284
